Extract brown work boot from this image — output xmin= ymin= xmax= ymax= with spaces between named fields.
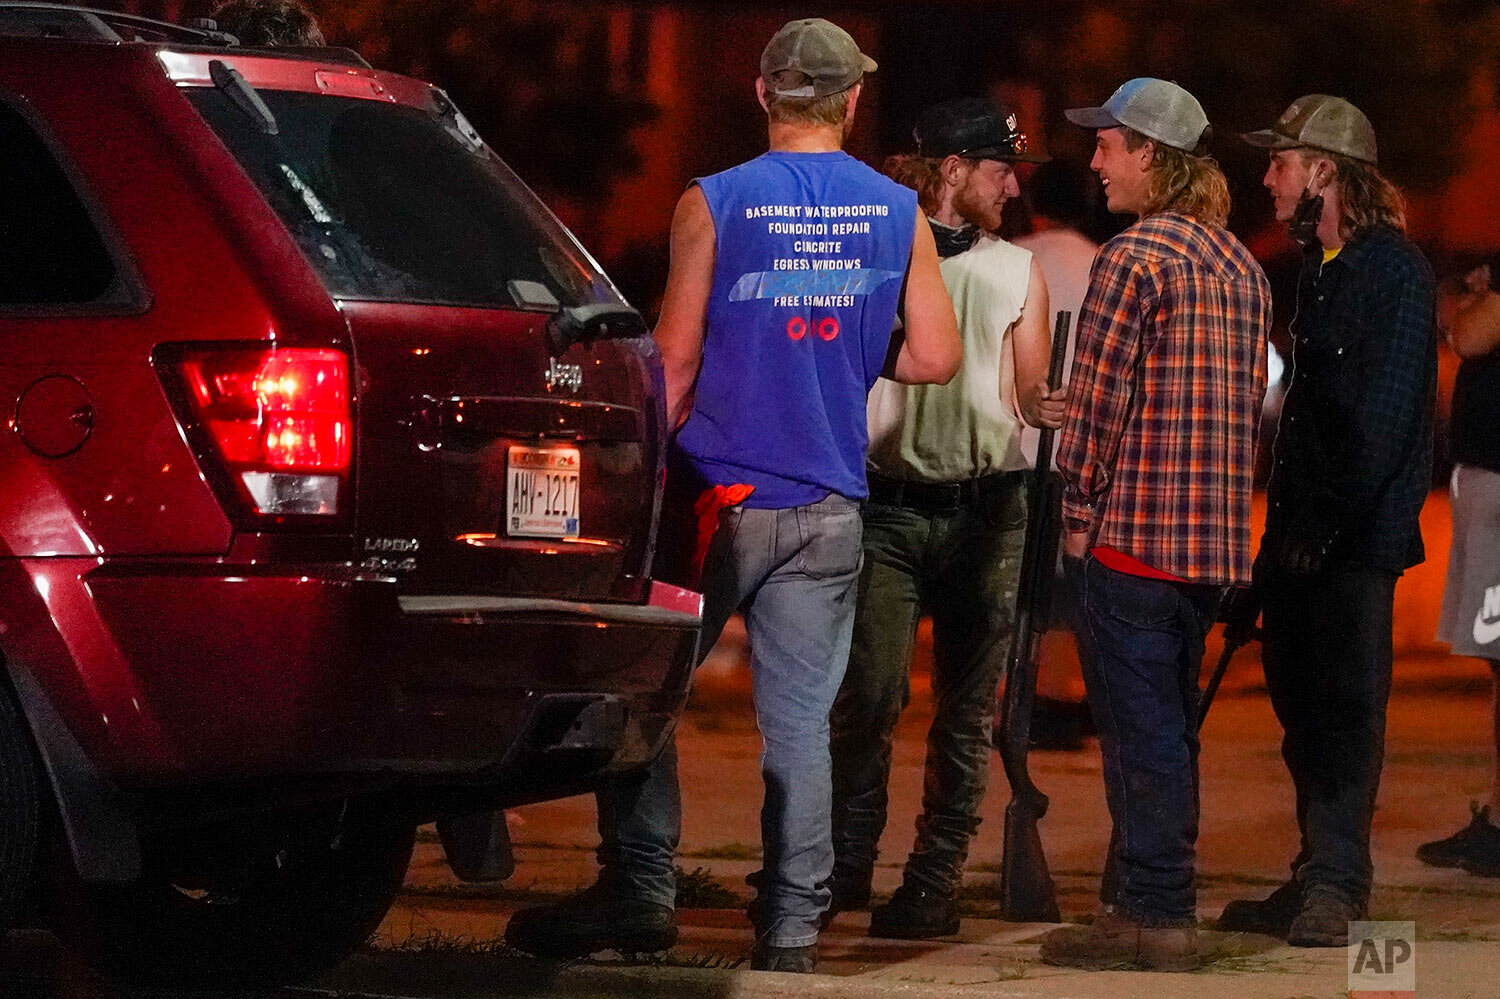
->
xmin=1286 ymin=886 xmax=1362 ymax=948
xmin=1039 ymin=906 xmax=1200 ymax=972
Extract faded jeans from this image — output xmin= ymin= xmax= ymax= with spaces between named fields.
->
xmin=829 ymin=477 xmax=1028 ymax=897
xmin=595 ymin=492 xmax=863 ymax=948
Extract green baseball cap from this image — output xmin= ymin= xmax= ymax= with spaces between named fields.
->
xmin=760 ymin=18 xmax=876 ymax=98
xmin=1242 ymin=95 xmax=1378 ymax=165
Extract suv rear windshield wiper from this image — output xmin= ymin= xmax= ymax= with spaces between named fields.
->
xmin=209 ymin=59 xmax=277 ymax=136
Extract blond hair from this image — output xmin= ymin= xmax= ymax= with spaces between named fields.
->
xmin=882 ymin=153 xmax=944 ymax=216
xmin=764 ymin=86 xmax=853 ymax=128
xmin=1122 ymin=127 xmax=1231 ymax=227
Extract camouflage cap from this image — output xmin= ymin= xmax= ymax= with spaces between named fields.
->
xmin=1242 ymin=95 xmax=1378 ymax=165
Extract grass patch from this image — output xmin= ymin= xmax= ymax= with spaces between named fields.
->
xmin=674 ymin=866 xmax=741 ymax=909
xmin=367 ymin=928 xmax=523 ymax=957
xmin=683 ymin=842 xmax=761 ymax=861
xmin=638 ymin=950 xmax=746 ymax=970
xmin=990 ymin=960 xmax=1030 ymax=981
xmin=398 ymin=882 xmax=518 ymax=901
xmin=1195 ymin=954 xmax=1309 ymax=975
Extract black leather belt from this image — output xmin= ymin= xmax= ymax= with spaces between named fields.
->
xmin=866 ymin=470 xmax=1024 ymax=512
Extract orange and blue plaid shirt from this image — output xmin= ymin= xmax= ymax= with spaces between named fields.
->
xmin=1058 ymin=213 xmax=1270 ymax=586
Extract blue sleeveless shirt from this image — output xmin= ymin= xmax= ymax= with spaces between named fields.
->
xmin=678 ymin=151 xmax=917 ymax=508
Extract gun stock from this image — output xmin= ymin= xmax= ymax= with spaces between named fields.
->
xmin=996 ymin=309 xmax=1071 ymax=923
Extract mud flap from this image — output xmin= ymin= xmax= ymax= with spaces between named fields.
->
xmin=436 ymin=809 xmax=515 ymax=883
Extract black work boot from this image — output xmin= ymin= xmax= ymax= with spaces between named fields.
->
xmin=819 ymin=868 xmax=873 ymax=928
xmin=1418 ymin=803 xmax=1500 ymax=870
xmin=1216 ymin=879 xmax=1302 ymax=938
xmin=868 ymin=883 xmax=960 ymax=939
xmin=1287 ymin=885 xmax=1363 ymax=948
xmin=504 ymin=881 xmax=677 ymax=958
xmin=750 ymin=942 xmax=817 ymax=973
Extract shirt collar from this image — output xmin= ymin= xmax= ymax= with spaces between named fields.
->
xmin=1320 ymin=223 xmax=1396 ymax=271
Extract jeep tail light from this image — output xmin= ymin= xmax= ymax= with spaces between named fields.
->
xmin=177 ymin=348 xmax=350 ymax=516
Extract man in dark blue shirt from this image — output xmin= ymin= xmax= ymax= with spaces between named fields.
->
xmin=1226 ymin=95 xmax=1437 ymax=947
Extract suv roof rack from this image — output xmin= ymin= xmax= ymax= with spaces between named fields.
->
xmin=0 ymin=2 xmax=371 ymax=67
xmin=0 ymin=2 xmax=234 ymax=43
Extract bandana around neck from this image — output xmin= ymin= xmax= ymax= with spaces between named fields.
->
xmin=929 ymin=216 xmax=979 ymax=258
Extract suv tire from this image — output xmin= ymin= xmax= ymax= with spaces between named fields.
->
xmin=64 ymin=801 xmax=414 ymax=987
xmin=0 ymin=683 xmax=42 ymax=933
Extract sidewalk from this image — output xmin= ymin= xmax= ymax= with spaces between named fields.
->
xmin=361 ymin=622 xmax=1499 ymax=999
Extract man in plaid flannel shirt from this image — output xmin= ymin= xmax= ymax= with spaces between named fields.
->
xmin=1039 ymin=79 xmax=1270 ymax=972
xmin=1220 ymin=96 xmax=1436 ymax=949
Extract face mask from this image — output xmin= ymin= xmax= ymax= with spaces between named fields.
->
xmin=1290 ymin=168 xmax=1328 ymax=249
xmin=930 ymin=218 xmax=979 ymax=259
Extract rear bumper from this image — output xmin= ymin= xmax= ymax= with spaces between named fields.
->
xmin=19 ymin=559 xmax=700 ymax=805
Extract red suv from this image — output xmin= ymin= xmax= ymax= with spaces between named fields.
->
xmin=0 ymin=4 xmax=699 ymax=985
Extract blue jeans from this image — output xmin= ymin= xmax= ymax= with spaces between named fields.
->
xmin=595 ymin=493 xmax=863 ymax=947
xmin=1072 ymin=556 xmax=1221 ymax=926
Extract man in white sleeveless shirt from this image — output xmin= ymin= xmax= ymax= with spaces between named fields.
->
xmin=827 ymin=97 xmax=1066 ymax=937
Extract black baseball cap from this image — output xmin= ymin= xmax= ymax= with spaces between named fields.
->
xmin=914 ymin=97 xmax=1049 ymax=163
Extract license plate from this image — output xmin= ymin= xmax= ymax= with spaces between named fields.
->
xmin=506 ymin=445 xmax=580 ymax=538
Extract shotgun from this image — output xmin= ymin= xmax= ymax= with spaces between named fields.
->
xmin=1197 ymin=584 xmax=1261 ymax=732
xmin=997 ymin=309 xmax=1070 ymax=923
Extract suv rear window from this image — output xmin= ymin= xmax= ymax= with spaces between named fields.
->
xmin=185 ymin=88 xmax=623 ymax=311
xmin=0 ymin=99 xmax=121 ymax=308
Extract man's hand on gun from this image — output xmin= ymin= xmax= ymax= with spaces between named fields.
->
xmin=1219 ymin=583 xmax=1262 ymax=648
xmin=1263 ymin=532 xmax=1328 ymax=576
xmin=1028 ymin=381 xmax=1069 ymax=430
xmin=1062 ymin=529 xmax=1090 ymax=561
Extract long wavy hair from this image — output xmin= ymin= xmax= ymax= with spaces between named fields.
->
xmin=1122 ymin=127 xmax=1231 ymax=227
xmin=1327 ymin=153 xmax=1407 ymax=239
xmin=881 ymin=153 xmax=945 ymax=215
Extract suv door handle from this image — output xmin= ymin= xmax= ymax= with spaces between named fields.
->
xmin=408 ymin=396 xmax=442 ymax=452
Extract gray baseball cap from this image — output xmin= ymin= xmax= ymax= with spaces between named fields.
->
xmin=1242 ymin=95 xmax=1378 ymax=165
xmin=1065 ymin=78 xmax=1211 ymax=153
xmin=760 ymin=18 xmax=877 ymax=98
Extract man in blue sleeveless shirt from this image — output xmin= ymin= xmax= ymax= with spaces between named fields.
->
xmin=506 ymin=17 xmax=961 ymax=973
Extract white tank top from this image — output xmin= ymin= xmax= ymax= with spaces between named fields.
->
xmin=866 ymin=234 xmax=1033 ymax=482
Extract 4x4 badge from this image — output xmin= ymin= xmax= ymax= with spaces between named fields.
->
xmin=546 ymin=357 xmax=583 ymax=394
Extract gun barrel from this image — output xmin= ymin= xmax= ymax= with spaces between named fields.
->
xmin=996 ymin=309 xmax=1071 ymax=923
